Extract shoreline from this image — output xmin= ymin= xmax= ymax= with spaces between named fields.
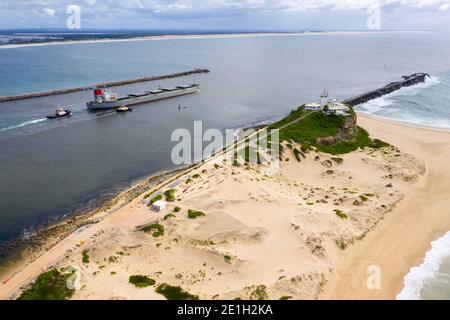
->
xmin=325 ymin=114 xmax=450 ymax=299
xmin=356 ymin=111 xmax=450 ymax=134
xmin=0 ymin=31 xmax=426 ymax=50
xmin=1 ymin=114 xmax=449 ymax=299
xmin=0 ymin=165 xmax=194 ymax=282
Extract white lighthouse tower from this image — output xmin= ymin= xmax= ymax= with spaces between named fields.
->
xmin=320 ymin=89 xmax=329 ymax=108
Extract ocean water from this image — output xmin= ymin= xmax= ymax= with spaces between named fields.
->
xmin=397 ymin=232 xmax=450 ymax=300
xmin=0 ymin=32 xmax=450 ymax=298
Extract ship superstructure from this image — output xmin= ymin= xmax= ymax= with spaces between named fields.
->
xmin=86 ymin=84 xmax=200 ymax=110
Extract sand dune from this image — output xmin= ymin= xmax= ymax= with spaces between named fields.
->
xmin=1 ymin=115 xmax=449 ymax=300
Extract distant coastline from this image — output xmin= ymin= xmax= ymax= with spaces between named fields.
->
xmin=0 ymin=30 xmax=426 ymax=49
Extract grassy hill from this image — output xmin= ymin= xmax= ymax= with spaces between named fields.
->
xmin=268 ymin=106 xmax=388 ymax=155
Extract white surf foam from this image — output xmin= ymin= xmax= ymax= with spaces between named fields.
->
xmin=357 ymin=76 xmax=441 ymax=112
xmin=0 ymin=118 xmax=46 ymax=133
xmin=397 ymin=231 xmax=450 ymax=300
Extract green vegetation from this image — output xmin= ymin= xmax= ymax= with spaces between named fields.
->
xmin=164 ymin=213 xmax=176 ymax=220
xmin=185 ymin=178 xmax=193 ymax=184
xmin=173 ymin=206 xmax=181 ymax=213
xmin=268 ymin=107 xmax=389 ymax=155
xmin=359 ymin=195 xmax=369 ymax=202
xmin=18 ymin=269 xmax=75 ymax=300
xmin=164 ymin=189 xmax=176 ymax=202
xmin=108 ymin=256 xmax=119 ymax=263
xmin=192 ymin=174 xmax=201 ymax=179
xmin=129 ymin=275 xmax=156 ymax=288
xmin=188 ymin=209 xmax=205 ymax=219
xmin=143 ymin=223 xmax=165 ymax=237
xmin=293 ymin=148 xmax=303 ymax=162
xmin=82 ymin=249 xmax=90 ymax=264
xmin=369 ymin=139 xmax=390 ymax=149
xmin=334 ymin=210 xmax=348 ymax=219
xmin=155 ymin=283 xmax=199 ymax=300
xmin=224 ymin=255 xmax=232 ymax=263
xmin=147 ymin=194 xmax=163 ymax=205
xmin=250 ymin=285 xmax=269 ymax=300
xmin=279 ymin=295 xmax=293 ymax=300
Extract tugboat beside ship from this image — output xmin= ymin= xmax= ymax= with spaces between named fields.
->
xmin=46 ymin=108 xmax=71 ymax=119
xmin=86 ymin=83 xmax=200 ymax=110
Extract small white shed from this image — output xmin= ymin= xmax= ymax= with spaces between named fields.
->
xmin=151 ymin=200 xmax=166 ymax=212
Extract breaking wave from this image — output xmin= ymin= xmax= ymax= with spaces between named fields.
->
xmin=355 ymin=76 xmax=450 ymax=130
xmin=397 ymin=232 xmax=450 ymax=300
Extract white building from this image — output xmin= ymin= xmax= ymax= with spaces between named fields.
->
xmin=323 ymin=102 xmax=350 ymax=116
xmin=305 ymin=102 xmax=322 ymax=111
xmin=151 ymin=200 xmax=166 ymax=212
xmin=305 ymin=90 xmax=351 ymax=116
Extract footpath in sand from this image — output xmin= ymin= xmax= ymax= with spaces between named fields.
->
xmin=1 ymin=115 xmax=435 ymax=300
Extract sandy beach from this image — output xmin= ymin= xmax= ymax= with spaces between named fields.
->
xmin=1 ymin=114 xmax=449 ymax=300
xmin=0 ymin=31 xmax=425 ymax=50
xmin=326 ymin=115 xmax=450 ymax=299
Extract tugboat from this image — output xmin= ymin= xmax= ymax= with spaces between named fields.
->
xmin=116 ymin=105 xmax=133 ymax=113
xmin=47 ymin=108 xmax=71 ymax=119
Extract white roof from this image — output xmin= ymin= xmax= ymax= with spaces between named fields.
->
xmin=328 ymin=103 xmax=349 ymax=111
xmin=306 ymin=102 xmax=321 ymax=107
xmin=152 ymin=200 xmax=166 ymax=207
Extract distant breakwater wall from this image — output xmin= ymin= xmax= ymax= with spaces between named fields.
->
xmin=342 ymin=73 xmax=430 ymax=106
xmin=0 ymin=68 xmax=210 ymax=103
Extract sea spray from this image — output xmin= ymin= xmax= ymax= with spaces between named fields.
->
xmin=397 ymin=231 xmax=450 ymax=300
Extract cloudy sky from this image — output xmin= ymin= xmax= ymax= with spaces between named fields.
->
xmin=0 ymin=0 xmax=449 ymax=30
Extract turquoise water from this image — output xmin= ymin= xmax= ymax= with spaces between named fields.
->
xmin=0 ymin=33 xmax=449 ymax=297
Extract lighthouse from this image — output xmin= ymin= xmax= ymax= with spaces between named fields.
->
xmin=320 ymin=89 xmax=329 ymax=108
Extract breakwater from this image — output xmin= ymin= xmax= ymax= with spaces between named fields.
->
xmin=342 ymin=73 xmax=430 ymax=106
xmin=0 ymin=68 xmax=210 ymax=103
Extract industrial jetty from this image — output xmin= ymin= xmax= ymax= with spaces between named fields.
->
xmin=86 ymin=84 xmax=199 ymax=110
xmin=342 ymin=73 xmax=430 ymax=106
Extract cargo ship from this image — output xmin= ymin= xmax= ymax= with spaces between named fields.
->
xmin=86 ymin=84 xmax=200 ymax=110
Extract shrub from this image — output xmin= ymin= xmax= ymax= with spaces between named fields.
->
xmin=185 ymin=178 xmax=193 ymax=184
xmin=250 ymin=285 xmax=268 ymax=300
xmin=164 ymin=214 xmax=175 ymax=220
xmin=279 ymin=296 xmax=293 ymax=300
xmin=147 ymin=194 xmax=163 ymax=205
xmin=129 ymin=275 xmax=156 ymax=288
xmin=359 ymin=195 xmax=369 ymax=202
xmin=164 ymin=189 xmax=176 ymax=202
xmin=293 ymin=148 xmax=302 ymax=162
xmin=224 ymin=255 xmax=232 ymax=263
xmin=173 ymin=207 xmax=181 ymax=213
xmin=369 ymin=139 xmax=390 ymax=149
xmin=334 ymin=210 xmax=348 ymax=219
xmin=82 ymin=249 xmax=90 ymax=264
xmin=188 ymin=210 xmax=205 ymax=219
xmin=143 ymin=223 xmax=165 ymax=237
xmin=155 ymin=283 xmax=199 ymax=300
xmin=18 ymin=269 xmax=75 ymax=300
xmin=192 ymin=174 xmax=201 ymax=179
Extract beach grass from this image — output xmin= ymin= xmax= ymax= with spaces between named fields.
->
xmin=129 ymin=275 xmax=156 ymax=288
xmin=82 ymin=249 xmax=90 ymax=264
xmin=155 ymin=283 xmax=199 ymax=300
xmin=143 ymin=223 xmax=165 ymax=237
xmin=188 ymin=209 xmax=205 ymax=219
xmin=164 ymin=189 xmax=176 ymax=202
xmin=18 ymin=269 xmax=75 ymax=300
